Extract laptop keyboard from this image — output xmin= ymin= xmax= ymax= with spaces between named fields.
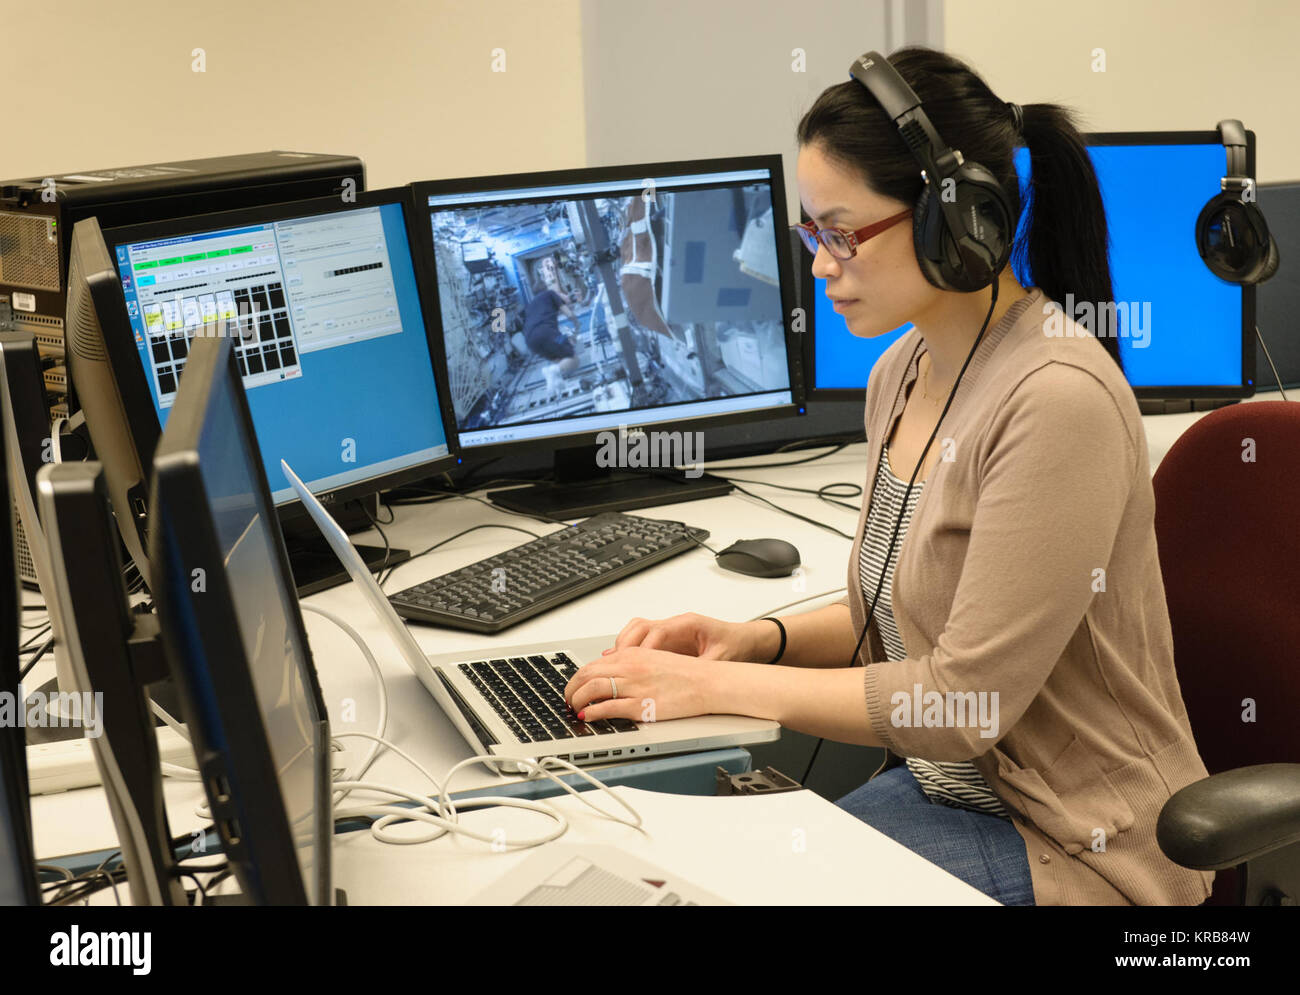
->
xmin=457 ymin=651 xmax=639 ymax=744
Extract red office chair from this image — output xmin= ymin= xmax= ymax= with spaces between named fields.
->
xmin=1152 ymin=400 xmax=1300 ymax=905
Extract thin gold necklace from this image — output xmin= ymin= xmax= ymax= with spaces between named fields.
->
xmin=919 ymin=356 xmax=952 ymax=403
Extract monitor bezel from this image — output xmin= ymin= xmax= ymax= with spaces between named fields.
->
xmin=151 ymin=334 xmax=332 ymax=906
xmin=411 ymin=154 xmax=807 ymax=461
xmin=1255 ymin=179 xmax=1300 ymax=391
xmin=67 ymin=217 xmax=162 ymax=588
xmin=102 ymin=186 xmax=458 ymax=511
xmin=802 ymin=129 xmax=1258 ymax=401
xmin=0 ymin=415 xmax=40 ymax=907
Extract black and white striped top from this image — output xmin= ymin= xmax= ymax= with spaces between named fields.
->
xmin=861 ymin=445 xmax=1009 ymax=819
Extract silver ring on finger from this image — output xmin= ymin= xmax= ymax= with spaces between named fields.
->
xmin=609 ymin=676 xmax=618 ymax=699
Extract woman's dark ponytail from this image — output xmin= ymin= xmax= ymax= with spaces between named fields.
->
xmin=1015 ymin=102 xmax=1120 ymax=370
xmin=796 ymin=46 xmax=1121 ymax=371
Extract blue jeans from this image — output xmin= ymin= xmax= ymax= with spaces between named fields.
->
xmin=835 ymin=764 xmax=1036 ymax=905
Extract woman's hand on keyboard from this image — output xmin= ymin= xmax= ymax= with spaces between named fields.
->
xmin=608 ymin=612 xmax=774 ymax=664
xmin=563 ymin=647 xmax=720 ymax=723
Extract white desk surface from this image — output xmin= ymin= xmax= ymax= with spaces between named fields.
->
xmin=331 ymin=785 xmax=997 ymax=905
xmin=25 ymin=394 xmax=1276 ymax=901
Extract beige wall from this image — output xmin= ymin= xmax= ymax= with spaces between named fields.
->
xmin=1 ymin=0 xmax=930 ymax=217
xmin=0 ymin=0 xmax=587 ymax=189
xmin=944 ymin=0 xmax=1300 ymax=181
xmin=5 ymin=1 xmax=1293 ymax=199
xmin=580 ymin=0 xmax=908 ymax=224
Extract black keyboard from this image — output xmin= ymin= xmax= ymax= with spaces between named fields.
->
xmin=456 ymin=651 xmax=639 ymax=745
xmin=389 ymin=511 xmax=709 ymax=633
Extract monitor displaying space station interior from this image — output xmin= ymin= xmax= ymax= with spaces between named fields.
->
xmin=415 ymin=155 xmax=802 ymax=453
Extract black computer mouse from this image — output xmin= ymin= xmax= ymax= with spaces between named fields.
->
xmin=715 ymin=538 xmax=802 ymax=578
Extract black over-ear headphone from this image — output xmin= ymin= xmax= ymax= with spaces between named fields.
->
xmin=849 ymin=51 xmax=1014 ymax=293
xmin=1196 ymin=119 xmax=1279 ymax=284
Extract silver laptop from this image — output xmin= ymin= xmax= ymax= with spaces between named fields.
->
xmin=281 ymin=460 xmax=780 ymax=774
xmin=468 ymin=843 xmax=730 ymax=905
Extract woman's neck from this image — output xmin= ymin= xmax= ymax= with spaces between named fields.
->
xmin=913 ymin=271 xmax=1031 ymax=390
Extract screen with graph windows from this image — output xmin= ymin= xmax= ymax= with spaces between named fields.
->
xmin=107 ymin=194 xmax=451 ymax=505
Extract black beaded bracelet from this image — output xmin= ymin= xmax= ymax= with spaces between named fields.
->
xmin=760 ymin=616 xmax=787 ymax=664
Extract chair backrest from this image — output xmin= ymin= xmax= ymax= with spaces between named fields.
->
xmin=1152 ymin=400 xmax=1300 ymax=777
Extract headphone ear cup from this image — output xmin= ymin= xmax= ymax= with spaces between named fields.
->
xmin=954 ymin=166 xmax=1014 ymax=284
xmin=912 ymin=182 xmax=952 ymax=291
xmin=912 ymin=166 xmax=1015 ymax=293
xmin=1197 ymin=192 xmax=1273 ymax=283
xmin=1257 ymin=232 xmax=1280 ymax=283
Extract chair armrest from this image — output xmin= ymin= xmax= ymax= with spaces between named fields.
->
xmin=1157 ymin=763 xmax=1300 ymax=870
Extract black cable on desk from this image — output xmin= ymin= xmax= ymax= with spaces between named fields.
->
xmin=801 ymin=738 xmax=825 ymax=787
xmin=725 ymin=482 xmax=857 ymax=541
xmin=701 ymin=433 xmax=866 ymax=472
xmin=20 ymin=624 xmax=50 ymax=651
xmin=379 ymin=523 xmax=544 ymax=590
xmin=358 ymin=502 xmax=392 ymax=579
xmin=19 ymin=636 xmax=53 ymax=681
xmin=715 ymin=474 xmax=863 ymax=514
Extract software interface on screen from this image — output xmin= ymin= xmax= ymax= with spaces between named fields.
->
xmin=112 ymin=202 xmax=449 ymax=503
xmin=192 ymin=362 xmax=323 ymax=902
xmin=811 ymin=142 xmax=1244 ymax=391
xmin=425 ymin=167 xmax=794 ymax=448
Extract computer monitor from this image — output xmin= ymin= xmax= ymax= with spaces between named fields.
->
xmin=803 ymin=131 xmax=1258 ymax=405
xmin=151 ymin=333 xmax=332 ymax=906
xmin=1 ymin=330 xmax=58 ymax=597
xmin=1256 ymin=181 xmax=1300 ymax=390
xmin=1 ymin=331 xmax=82 ymax=733
xmin=66 ymin=219 xmax=161 ymax=588
xmin=36 ymin=462 xmax=186 ymax=906
xmin=91 ymin=188 xmax=456 ymax=594
xmin=413 ymin=155 xmax=805 ymax=518
xmin=1 ymin=416 xmax=40 ymax=906
xmin=0 ymin=734 xmax=38 ymax=906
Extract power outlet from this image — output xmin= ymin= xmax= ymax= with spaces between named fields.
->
xmin=27 ymin=726 xmax=196 ymax=795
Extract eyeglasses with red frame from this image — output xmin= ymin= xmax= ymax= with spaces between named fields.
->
xmin=791 ymin=208 xmax=913 ymax=260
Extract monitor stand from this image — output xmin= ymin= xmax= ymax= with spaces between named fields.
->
xmin=286 ymin=534 xmax=409 ymax=598
xmin=1137 ymin=397 xmax=1239 ymax=415
xmin=486 ymin=444 xmax=732 ymax=520
xmin=280 ymin=498 xmax=410 ymax=596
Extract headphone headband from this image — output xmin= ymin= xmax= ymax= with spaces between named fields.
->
xmin=1217 ymin=118 xmax=1248 ymax=179
xmin=847 ymin=50 xmax=1013 ymax=292
xmin=849 ymin=52 xmax=962 ymax=181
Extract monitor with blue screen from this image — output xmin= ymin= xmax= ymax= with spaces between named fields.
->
xmin=804 ymin=132 xmax=1255 ymax=400
xmin=103 ymin=189 xmax=454 ymax=508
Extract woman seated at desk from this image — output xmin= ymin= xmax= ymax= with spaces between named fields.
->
xmin=562 ymin=46 xmax=1214 ymax=908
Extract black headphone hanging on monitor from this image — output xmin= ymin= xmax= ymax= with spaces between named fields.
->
xmin=849 ymin=51 xmax=1014 ymax=293
xmin=1195 ymin=119 xmax=1279 ymax=285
